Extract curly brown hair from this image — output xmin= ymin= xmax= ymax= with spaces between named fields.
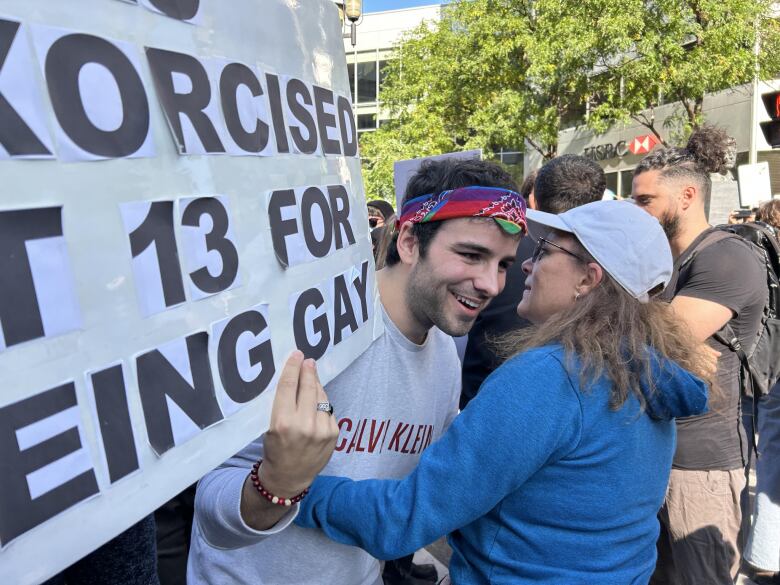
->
xmin=497 ymin=238 xmax=713 ymax=411
xmin=756 ymin=199 xmax=780 ymax=236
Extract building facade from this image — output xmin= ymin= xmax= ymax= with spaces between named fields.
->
xmin=341 ymin=5 xmax=441 ymax=134
xmin=338 ymin=3 xmax=524 ymax=171
xmin=525 ymin=80 xmax=780 ymax=206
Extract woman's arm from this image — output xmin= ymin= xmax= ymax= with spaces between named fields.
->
xmin=295 ymin=350 xmax=582 ymax=559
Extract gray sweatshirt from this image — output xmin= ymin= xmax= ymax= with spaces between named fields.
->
xmin=188 ymin=304 xmax=460 ymax=585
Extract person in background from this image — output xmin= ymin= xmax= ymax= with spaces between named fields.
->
xmin=367 ymin=200 xmax=395 ymax=229
xmin=756 ymin=199 xmax=780 ymax=232
xmin=155 ymin=486 xmax=196 ymax=585
xmin=632 ymin=126 xmax=766 ymax=584
xmin=372 ymin=214 xmax=396 ymax=270
xmin=261 ymin=200 xmax=710 ymax=585
xmin=727 ymin=208 xmax=758 ymax=224
xmin=461 ymin=155 xmax=605 ymax=408
xmin=742 ymin=198 xmax=780 ymax=585
xmin=42 ymin=516 xmax=159 ymax=585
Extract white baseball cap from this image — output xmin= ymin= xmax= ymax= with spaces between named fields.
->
xmin=526 ymin=200 xmax=672 ymax=302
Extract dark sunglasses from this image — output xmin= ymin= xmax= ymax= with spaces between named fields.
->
xmin=368 ymin=217 xmax=379 ymax=228
xmin=531 ymin=237 xmax=589 ymax=264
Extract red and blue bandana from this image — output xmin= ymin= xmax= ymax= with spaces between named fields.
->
xmin=396 ymin=186 xmax=527 ymax=235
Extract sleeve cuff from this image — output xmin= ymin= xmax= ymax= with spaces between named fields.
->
xmin=235 ymin=495 xmax=300 ymax=536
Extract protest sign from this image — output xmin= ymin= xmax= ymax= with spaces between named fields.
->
xmin=0 ymin=1 xmax=381 ymax=583
xmin=393 ymin=150 xmax=482 ymax=211
xmin=738 ymin=162 xmax=773 ymax=208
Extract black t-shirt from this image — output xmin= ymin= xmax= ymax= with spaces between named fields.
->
xmin=661 ymin=231 xmax=765 ymax=470
xmin=460 ymin=236 xmax=534 ymax=408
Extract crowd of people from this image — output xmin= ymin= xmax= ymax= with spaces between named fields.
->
xmin=48 ymin=127 xmax=780 ymax=585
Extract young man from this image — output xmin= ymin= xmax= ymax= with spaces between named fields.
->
xmin=461 ymin=154 xmax=606 ymax=407
xmin=631 ymin=129 xmax=765 ymax=585
xmin=188 ymin=159 xmax=525 ymax=585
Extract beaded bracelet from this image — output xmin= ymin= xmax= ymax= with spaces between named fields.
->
xmin=249 ymin=460 xmax=309 ymax=507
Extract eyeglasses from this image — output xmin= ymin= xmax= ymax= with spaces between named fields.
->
xmin=368 ymin=217 xmax=379 ymax=228
xmin=531 ymin=237 xmax=589 ymax=264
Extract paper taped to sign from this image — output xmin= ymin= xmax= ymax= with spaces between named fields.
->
xmin=0 ymin=1 xmax=380 ymax=583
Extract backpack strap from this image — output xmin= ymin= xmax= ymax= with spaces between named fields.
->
xmin=678 ymin=228 xmax=740 ymax=270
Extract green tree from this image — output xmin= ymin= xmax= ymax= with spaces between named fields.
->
xmin=359 ymin=0 xmax=780 ymax=199
xmin=361 ymin=0 xmax=554 ymax=200
xmin=584 ymin=0 xmax=780 ymax=145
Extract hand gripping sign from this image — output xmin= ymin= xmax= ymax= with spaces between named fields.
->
xmin=0 ymin=1 xmax=381 ymax=583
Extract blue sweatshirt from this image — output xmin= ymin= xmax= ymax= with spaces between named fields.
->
xmin=296 ymin=345 xmax=708 ymax=584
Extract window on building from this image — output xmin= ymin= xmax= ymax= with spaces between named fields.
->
xmin=357 ymin=61 xmax=377 ymax=103
xmin=357 ymin=114 xmax=377 ymax=131
xmin=379 ymin=60 xmax=390 ymax=94
xmin=619 ymin=169 xmax=635 ymax=198
xmin=605 ymin=172 xmax=618 ymax=196
xmin=560 ymin=101 xmax=586 ymax=130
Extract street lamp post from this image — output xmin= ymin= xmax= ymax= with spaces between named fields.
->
xmin=336 ymin=0 xmax=362 ymax=47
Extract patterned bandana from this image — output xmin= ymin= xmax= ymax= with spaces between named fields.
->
xmin=396 ymin=186 xmax=527 ymax=235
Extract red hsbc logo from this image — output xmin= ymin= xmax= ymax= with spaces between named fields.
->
xmin=628 ymin=134 xmax=659 ymax=155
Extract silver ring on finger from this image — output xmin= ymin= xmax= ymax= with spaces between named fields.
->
xmin=316 ymin=401 xmax=334 ymax=416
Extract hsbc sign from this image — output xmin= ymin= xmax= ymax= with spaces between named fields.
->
xmin=582 ymin=134 xmax=659 ymax=161
xmin=628 ymin=134 xmax=659 ymax=155
xmin=583 ymin=140 xmax=627 ymax=161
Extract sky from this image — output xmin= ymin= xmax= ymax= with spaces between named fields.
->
xmin=364 ymin=0 xmax=441 ymax=13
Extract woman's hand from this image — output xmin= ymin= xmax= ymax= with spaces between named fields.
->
xmin=259 ymin=351 xmax=339 ymax=497
xmin=700 ymin=343 xmax=721 ymax=380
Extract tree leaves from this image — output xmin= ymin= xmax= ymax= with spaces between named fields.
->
xmin=359 ymin=0 xmax=780 ymax=200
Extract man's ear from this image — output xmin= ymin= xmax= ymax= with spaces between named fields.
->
xmin=395 ymin=222 xmax=419 ymax=265
xmin=528 ymin=191 xmax=538 ymax=210
xmin=680 ymin=184 xmax=697 ymax=211
xmin=578 ymin=262 xmax=604 ymax=296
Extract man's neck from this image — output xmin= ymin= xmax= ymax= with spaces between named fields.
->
xmin=670 ymin=215 xmax=712 ymax=258
xmin=376 ymin=267 xmax=429 ymax=345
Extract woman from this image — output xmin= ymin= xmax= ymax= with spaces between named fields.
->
xmin=756 ymin=198 xmax=780 ymax=235
xmin=264 ymin=200 xmax=710 ymax=584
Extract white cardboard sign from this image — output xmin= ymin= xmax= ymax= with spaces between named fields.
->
xmin=393 ymin=149 xmax=483 ymax=211
xmin=0 ymin=2 xmax=380 ymax=583
xmin=738 ymin=162 xmax=773 ymax=208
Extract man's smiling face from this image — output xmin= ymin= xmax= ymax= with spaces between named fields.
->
xmin=405 ymin=217 xmax=519 ymax=336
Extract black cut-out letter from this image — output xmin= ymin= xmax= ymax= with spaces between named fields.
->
xmin=91 ymin=365 xmax=139 ymax=483
xmin=301 ymin=186 xmax=333 ymax=258
xmin=181 ymin=197 xmax=239 ymax=294
xmin=313 ymin=85 xmax=341 ymax=155
xmin=285 ymin=78 xmax=318 ymax=154
xmin=219 ymin=62 xmax=269 ymax=153
xmin=0 ymin=382 xmax=98 ymax=546
xmin=0 ymin=20 xmax=51 ymax=156
xmin=327 ymin=185 xmax=356 ymax=250
xmin=45 ymin=33 xmax=150 ymax=157
xmin=337 ymin=95 xmax=357 ymax=157
xmin=333 ymin=273 xmax=358 ymax=345
xmin=128 ymin=201 xmax=186 ymax=308
xmin=264 ymin=73 xmax=289 ymax=154
xmin=217 ymin=310 xmax=275 ymax=403
xmin=293 ymin=288 xmax=330 ymax=360
xmin=0 ymin=207 xmax=63 ymax=346
xmin=147 ymin=0 xmax=200 ymax=21
xmin=136 ymin=332 xmax=223 ymax=455
xmin=353 ymin=260 xmax=370 ymax=323
xmin=146 ymin=47 xmax=225 ymax=153
xmin=268 ymin=188 xmax=298 ymax=268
